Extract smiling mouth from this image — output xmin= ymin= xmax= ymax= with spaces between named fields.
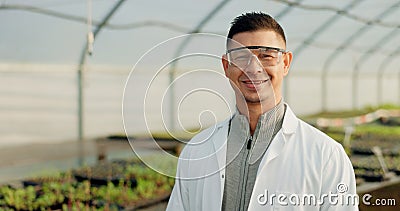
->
xmin=240 ymin=79 xmax=269 ymax=90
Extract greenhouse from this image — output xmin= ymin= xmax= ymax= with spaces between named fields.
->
xmin=1 ymin=0 xmax=400 ymax=210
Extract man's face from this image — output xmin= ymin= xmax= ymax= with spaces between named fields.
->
xmin=222 ymin=30 xmax=292 ymax=104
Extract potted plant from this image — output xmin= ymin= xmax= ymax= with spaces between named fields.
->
xmin=22 ymin=171 xmax=75 ymax=188
xmin=73 ymin=163 xmax=136 ymax=187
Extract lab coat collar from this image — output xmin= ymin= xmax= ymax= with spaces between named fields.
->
xmin=256 ymin=104 xmax=299 ymax=176
xmin=281 ymin=103 xmax=298 ymax=135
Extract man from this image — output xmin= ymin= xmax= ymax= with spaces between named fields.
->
xmin=167 ymin=12 xmax=357 ymax=210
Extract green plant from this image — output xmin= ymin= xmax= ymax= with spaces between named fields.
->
xmin=1 ymin=185 xmax=37 ymax=210
xmin=24 ymin=171 xmax=75 ymax=186
xmin=62 ymin=201 xmax=86 ymax=211
xmin=1 ymin=159 xmax=176 ymax=210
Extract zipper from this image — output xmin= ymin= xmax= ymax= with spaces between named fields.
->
xmin=246 ymin=136 xmax=253 ymax=149
xmin=237 ymin=135 xmax=253 ymax=210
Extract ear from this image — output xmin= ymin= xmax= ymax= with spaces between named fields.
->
xmin=222 ymin=54 xmax=230 ymax=76
xmin=283 ymin=51 xmax=293 ymax=76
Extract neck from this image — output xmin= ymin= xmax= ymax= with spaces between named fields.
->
xmin=236 ymin=96 xmax=281 ymax=135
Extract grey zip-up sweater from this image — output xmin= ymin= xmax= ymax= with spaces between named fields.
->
xmin=222 ymin=101 xmax=285 ymax=211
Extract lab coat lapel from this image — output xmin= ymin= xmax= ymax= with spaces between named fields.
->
xmin=210 ymin=118 xmax=230 ymax=203
xmin=257 ymin=104 xmax=298 ymax=176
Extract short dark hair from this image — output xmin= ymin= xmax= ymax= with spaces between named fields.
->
xmin=227 ymin=12 xmax=286 ymax=46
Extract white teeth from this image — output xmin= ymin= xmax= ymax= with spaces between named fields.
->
xmin=243 ymin=80 xmax=267 ymax=84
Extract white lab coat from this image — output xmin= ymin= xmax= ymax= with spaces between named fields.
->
xmin=167 ymin=105 xmax=358 ymax=211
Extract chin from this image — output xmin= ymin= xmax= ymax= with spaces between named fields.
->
xmin=244 ymin=95 xmax=267 ymax=104
xmin=245 ymin=98 xmax=262 ymax=104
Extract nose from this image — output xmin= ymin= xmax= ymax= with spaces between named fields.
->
xmin=243 ymin=54 xmax=263 ymax=73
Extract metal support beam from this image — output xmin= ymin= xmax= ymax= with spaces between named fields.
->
xmin=76 ymin=0 xmax=126 ymax=166
xmin=377 ymin=46 xmax=400 ymax=105
xmin=274 ymin=0 xmax=304 ymax=20
xmin=274 ymin=0 xmax=305 ymax=104
xmin=272 ymin=0 xmax=400 ymax=28
xmin=168 ymin=0 xmax=231 ymax=131
xmin=290 ymin=0 xmax=364 ymax=111
xmin=275 ymin=0 xmax=364 ymax=109
xmin=352 ymin=28 xmax=399 ymax=105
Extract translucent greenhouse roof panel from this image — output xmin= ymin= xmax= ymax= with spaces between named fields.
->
xmin=110 ymin=0 xmax=221 ymax=32
xmin=194 ymin=0 xmax=285 ymax=35
xmin=2 ymin=0 xmax=114 ymax=21
xmin=0 ymin=8 xmax=86 ymax=64
xmin=0 ymin=0 xmax=118 ymax=64
xmin=1 ymin=0 xmax=400 ymax=70
xmin=270 ymin=0 xmax=400 ymax=74
xmin=278 ymin=6 xmax=336 ymax=48
xmin=350 ymin=0 xmax=400 ymax=18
